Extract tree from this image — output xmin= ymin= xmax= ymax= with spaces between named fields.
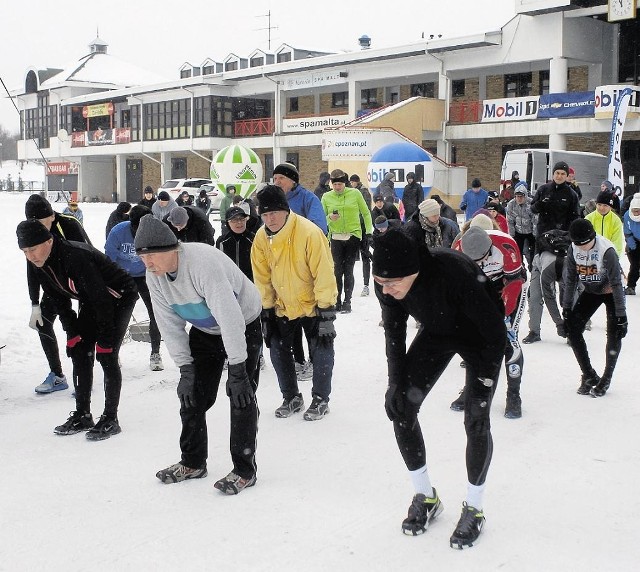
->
xmin=0 ymin=124 xmax=19 ymax=162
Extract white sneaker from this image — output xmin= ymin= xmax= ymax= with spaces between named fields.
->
xmin=150 ymin=353 xmax=164 ymax=371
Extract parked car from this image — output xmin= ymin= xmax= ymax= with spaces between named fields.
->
xmin=199 ymin=183 xmax=224 ymax=211
xmin=157 ymin=178 xmax=211 ymax=201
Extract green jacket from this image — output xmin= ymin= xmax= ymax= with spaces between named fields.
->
xmin=585 ymin=209 xmax=624 ymax=257
xmin=321 ymin=187 xmax=373 ymax=239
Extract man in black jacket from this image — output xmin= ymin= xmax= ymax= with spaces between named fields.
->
xmin=163 ymin=206 xmax=216 ymax=245
xmin=401 ymin=172 xmax=424 ymax=222
xmin=373 ymin=229 xmax=505 ymax=549
xmin=216 ymin=206 xmax=255 ymax=281
xmin=17 ymin=220 xmax=138 ymax=440
xmin=530 ymin=161 xmax=580 ymax=247
xmin=24 ymin=194 xmax=92 ymax=395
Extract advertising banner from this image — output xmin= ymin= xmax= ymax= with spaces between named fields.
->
xmin=594 ymin=84 xmax=640 ymax=118
xmin=283 ymin=71 xmax=346 ymax=91
xmin=481 ymin=96 xmax=539 ymax=123
xmin=82 ymin=102 xmax=114 ymax=118
xmin=537 ymin=92 xmax=595 ymax=118
xmin=608 ymin=87 xmax=633 ymax=197
xmin=282 ymin=115 xmax=348 ymax=133
xmin=321 ymin=129 xmax=404 ymax=160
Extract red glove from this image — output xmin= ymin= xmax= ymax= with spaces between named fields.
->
xmin=96 ymin=344 xmax=113 ymax=354
xmin=66 ymin=335 xmax=82 ymax=349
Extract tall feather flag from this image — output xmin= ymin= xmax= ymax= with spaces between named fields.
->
xmin=607 ymin=87 xmax=634 ymax=197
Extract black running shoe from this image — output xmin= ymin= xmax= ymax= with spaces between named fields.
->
xmin=86 ymin=416 xmax=121 ymax=441
xmin=340 ymin=301 xmax=352 ymax=314
xmin=450 ymin=502 xmax=485 ymax=549
xmin=450 ymin=389 xmax=465 ymax=412
xmin=590 ymin=377 xmax=611 ymax=398
xmin=402 ymin=490 xmax=443 ymax=536
xmin=577 ymin=371 xmax=599 ymax=395
xmin=54 ymin=411 xmax=95 ymax=435
xmin=522 ymin=331 xmax=541 ymax=344
xmin=504 ymin=393 xmax=522 ymax=419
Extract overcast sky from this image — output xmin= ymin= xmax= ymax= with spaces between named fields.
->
xmin=0 ymin=0 xmax=517 ymax=134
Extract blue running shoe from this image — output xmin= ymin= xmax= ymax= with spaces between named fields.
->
xmin=35 ymin=372 xmax=69 ymax=394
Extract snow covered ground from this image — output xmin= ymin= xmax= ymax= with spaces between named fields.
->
xmin=0 ymin=192 xmax=638 ymax=571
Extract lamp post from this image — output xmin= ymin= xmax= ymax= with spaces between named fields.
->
xmin=61 ymin=177 xmax=65 ymax=202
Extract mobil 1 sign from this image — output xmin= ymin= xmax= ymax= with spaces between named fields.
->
xmin=481 ymin=95 xmax=539 ymax=122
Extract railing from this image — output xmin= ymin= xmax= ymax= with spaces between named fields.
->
xmin=234 ymin=118 xmax=275 ymax=136
xmin=448 ymin=101 xmax=483 ymax=124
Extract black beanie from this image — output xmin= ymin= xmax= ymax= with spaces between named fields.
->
xmin=25 ymin=195 xmax=54 ymax=219
xmin=596 ymin=190 xmax=615 ymax=206
xmin=134 ymin=214 xmax=179 ymax=253
xmin=569 ymin=218 xmax=596 ymax=245
xmin=128 ymin=205 xmax=152 ymax=235
xmin=257 ymin=184 xmax=290 ymax=214
xmin=552 ymin=161 xmax=569 ymax=175
xmin=17 ymin=220 xmax=53 ymax=248
xmin=372 ymin=228 xmax=420 ymax=278
xmin=273 ymin=162 xmax=299 ymax=184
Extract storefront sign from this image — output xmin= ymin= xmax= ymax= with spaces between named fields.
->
xmin=537 ymin=92 xmax=595 ymax=118
xmin=594 ymin=84 xmax=640 ymax=118
xmin=321 ymin=129 xmax=407 ymax=160
xmin=46 ymin=161 xmax=79 ymax=175
xmin=481 ymin=96 xmax=539 ymax=122
xmin=283 ymin=115 xmax=348 ymax=133
xmin=82 ymin=102 xmax=114 ymax=118
xmin=283 ymin=71 xmax=346 ymax=91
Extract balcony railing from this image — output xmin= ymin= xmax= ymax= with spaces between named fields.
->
xmin=234 ymin=118 xmax=275 ymax=136
xmin=448 ymin=101 xmax=483 ymax=125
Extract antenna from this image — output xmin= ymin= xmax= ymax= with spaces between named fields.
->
xmin=255 ymin=10 xmax=278 ymax=50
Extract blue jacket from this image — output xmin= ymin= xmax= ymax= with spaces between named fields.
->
xmin=623 ymin=210 xmax=640 ymax=250
xmin=460 ymin=188 xmax=489 ymax=221
xmin=105 ymin=221 xmax=146 ymax=277
xmin=287 ymin=184 xmax=328 ymax=233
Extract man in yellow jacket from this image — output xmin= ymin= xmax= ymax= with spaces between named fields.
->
xmin=585 ymin=190 xmax=624 ymax=257
xmin=251 ymin=185 xmax=338 ymax=421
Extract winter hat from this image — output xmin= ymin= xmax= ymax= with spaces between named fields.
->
xmin=419 ymin=199 xmax=440 ymax=217
xmin=349 ymin=174 xmax=360 ymax=183
xmin=144 ymin=186 xmax=154 ymax=194
xmin=157 ymin=191 xmax=171 ymax=201
xmin=487 ymin=191 xmax=499 ymax=200
xmin=134 ymin=214 xmax=179 ymax=254
xmin=485 ymin=203 xmax=498 ymax=211
xmin=167 ymin=206 xmax=189 ymax=228
xmin=373 ymin=194 xmax=384 ymax=202
xmin=596 ymin=190 xmax=615 ymax=207
xmin=569 ymin=218 xmax=596 ymax=246
xmin=374 ymin=215 xmax=389 ymax=230
xmin=568 ymin=167 xmax=575 ymax=176
xmin=601 ymin=180 xmax=613 ymax=191
xmin=460 ymin=226 xmax=493 ymax=261
xmin=16 ymin=220 xmax=53 ymax=249
xmin=330 ymin=169 xmax=349 ymax=184
xmin=471 ymin=178 xmax=482 ymax=189
xmin=25 ymin=194 xmax=54 ymax=219
xmin=406 ymin=172 xmax=416 ymax=181
xmin=470 ymin=213 xmax=495 ymax=231
xmin=225 ymin=206 xmax=248 ymax=221
xmin=128 ymin=205 xmax=152 ymax=235
xmin=514 ymin=184 xmax=527 ymax=196
xmin=199 ymin=189 xmax=207 ymax=198
xmin=630 ymin=192 xmax=640 ymax=210
xmin=226 ymin=184 xmax=237 ymax=192
xmin=116 ymin=201 xmax=132 ymax=215
xmin=372 ymin=228 xmax=420 ymax=278
xmin=552 ymin=161 xmax=569 ymax=175
xmin=257 ymin=184 xmax=290 ymax=214
xmin=273 ymin=162 xmax=300 ymax=184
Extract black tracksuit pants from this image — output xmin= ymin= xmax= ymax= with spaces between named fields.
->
xmin=330 ymin=236 xmax=360 ymax=304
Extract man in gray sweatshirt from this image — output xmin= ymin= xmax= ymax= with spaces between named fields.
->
xmin=134 ymin=214 xmax=262 ymax=495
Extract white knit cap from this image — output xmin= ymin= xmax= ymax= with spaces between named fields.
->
xmin=469 ymin=213 xmax=494 ymax=230
xmin=630 ymin=192 xmax=640 ymax=210
xmin=419 ymin=199 xmax=440 ymax=217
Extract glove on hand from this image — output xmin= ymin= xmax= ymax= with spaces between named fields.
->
xmin=95 ymin=344 xmax=114 ymax=364
xmin=261 ymin=308 xmax=276 ymax=349
xmin=316 ymin=307 xmax=337 ymax=345
xmin=226 ymin=362 xmax=254 ymax=409
xmin=29 ymin=304 xmax=43 ymax=330
xmin=177 ymin=363 xmax=197 ymax=409
xmin=66 ymin=335 xmax=82 ymax=358
xmin=615 ymin=316 xmax=628 ymax=339
xmin=384 ymin=383 xmax=405 ymax=422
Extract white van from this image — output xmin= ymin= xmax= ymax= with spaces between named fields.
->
xmin=501 ymin=149 xmax=608 ymax=203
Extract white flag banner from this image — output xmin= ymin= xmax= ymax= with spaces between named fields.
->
xmin=608 ymin=87 xmax=633 ymax=197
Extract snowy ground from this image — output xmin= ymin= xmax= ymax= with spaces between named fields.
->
xmin=0 ymin=192 xmax=638 ymax=571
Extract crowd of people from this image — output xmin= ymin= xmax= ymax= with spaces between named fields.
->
xmin=15 ymin=160 xmax=635 ymax=550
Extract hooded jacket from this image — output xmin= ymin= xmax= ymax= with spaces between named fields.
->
xmin=401 ymin=173 xmax=424 ymax=221
xmin=216 ymin=227 xmax=256 ymax=281
xmin=151 ymin=197 xmax=178 ymax=221
xmin=105 ymin=221 xmax=146 ymax=278
xmin=321 ymin=186 xmax=373 ymax=239
xmin=460 ymin=187 xmax=489 ymax=221
xmin=163 ymin=206 xmax=216 ymax=246
xmin=286 ymin=183 xmax=328 ymax=233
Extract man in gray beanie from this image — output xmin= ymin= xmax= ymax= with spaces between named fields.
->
xmin=405 ymin=197 xmax=459 ymax=248
xmin=135 ymin=214 xmax=263 ymax=495
xmin=372 ymin=228 xmax=505 ymax=549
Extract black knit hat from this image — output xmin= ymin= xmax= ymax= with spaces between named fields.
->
xmin=471 ymin=178 xmax=482 ymax=188
xmin=25 ymin=195 xmax=54 ymax=219
xmin=256 ymin=184 xmax=290 ymax=214
xmin=16 ymin=220 xmax=53 ymax=248
xmin=372 ymin=228 xmax=420 ymax=279
xmin=134 ymin=214 xmax=179 ymax=254
xmin=552 ymin=161 xmax=569 ymax=175
xmin=128 ymin=205 xmax=152 ymax=235
xmin=158 ymin=191 xmax=171 ymax=201
xmin=225 ymin=206 xmax=248 ymax=221
xmin=144 ymin=186 xmax=154 ymax=194
xmin=569 ymin=218 xmax=596 ymax=245
xmin=273 ymin=162 xmax=299 ymax=184
xmin=349 ymin=174 xmax=360 ymax=183
xmin=596 ymin=190 xmax=615 ymax=206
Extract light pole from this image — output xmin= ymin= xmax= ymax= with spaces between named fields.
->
xmin=61 ymin=177 xmax=65 ymax=202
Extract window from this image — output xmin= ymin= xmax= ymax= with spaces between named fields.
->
xmin=120 ymin=109 xmax=130 ymax=128
xmin=288 ymin=97 xmax=299 ymax=113
xmin=144 ymin=98 xmax=191 ymax=140
xmin=538 ymin=70 xmax=549 ymax=95
xmin=452 ymin=80 xmax=465 ymax=97
xmin=361 ymin=88 xmax=378 ymax=109
xmin=504 ymin=72 xmax=532 ymax=98
xmin=250 ymin=56 xmax=264 ymax=67
xmin=332 ymin=91 xmax=349 ymax=108
xmin=180 ymin=69 xmax=191 ymax=79
xmin=277 ymin=52 xmax=291 ymax=63
xmin=411 ymin=82 xmax=435 ymax=98
xmin=202 ymin=64 xmax=215 ymax=75
xmin=225 ymin=61 xmax=238 ymax=71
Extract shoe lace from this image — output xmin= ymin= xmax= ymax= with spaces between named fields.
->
xmin=456 ymin=502 xmax=482 ymax=534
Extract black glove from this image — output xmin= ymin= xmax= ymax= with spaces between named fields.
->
xmin=261 ymin=308 xmax=276 ymax=349
xmin=384 ymin=383 xmax=405 ymax=422
xmin=177 ymin=363 xmax=197 ymax=409
xmin=226 ymin=362 xmax=254 ymax=409
xmin=316 ymin=307 xmax=337 ymax=346
xmin=615 ymin=316 xmax=628 ymax=339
